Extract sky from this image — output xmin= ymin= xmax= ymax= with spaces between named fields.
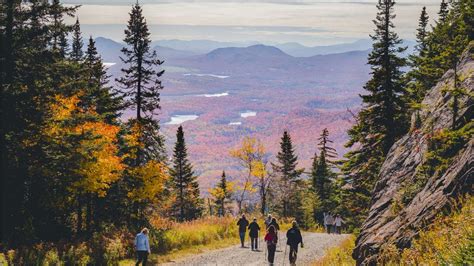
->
xmin=64 ymin=0 xmax=443 ymax=46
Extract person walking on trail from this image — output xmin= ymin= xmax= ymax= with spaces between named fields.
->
xmin=248 ymin=218 xmax=261 ymax=251
xmin=264 ymin=225 xmax=278 ymax=265
xmin=237 ymin=214 xmax=249 ymax=247
xmin=286 ymin=221 xmax=303 ymax=266
xmin=323 ymin=212 xmax=328 ymax=232
xmin=325 ymin=212 xmax=334 ymax=234
xmin=334 ymin=214 xmax=345 ymax=234
xmin=269 ymin=217 xmax=280 ymax=231
xmin=135 ymin=228 xmax=151 ymax=266
xmin=265 ymin=214 xmax=272 ymax=230
xmin=265 ymin=214 xmax=273 ymax=229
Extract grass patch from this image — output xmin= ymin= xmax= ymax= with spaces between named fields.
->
xmin=399 ymin=196 xmax=474 ymax=265
xmin=313 ymin=235 xmax=356 ymax=266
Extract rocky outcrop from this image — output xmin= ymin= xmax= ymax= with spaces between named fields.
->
xmin=353 ymin=44 xmax=474 ymax=265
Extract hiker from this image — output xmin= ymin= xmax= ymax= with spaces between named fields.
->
xmin=264 ymin=225 xmax=278 ymax=265
xmin=248 ymin=218 xmax=261 ymax=251
xmin=334 ymin=214 xmax=345 ymax=234
xmin=269 ymin=217 xmax=280 ymax=231
xmin=325 ymin=212 xmax=334 ymax=234
xmin=237 ymin=214 xmax=249 ymax=247
xmin=323 ymin=212 xmax=328 ymax=232
xmin=134 ymin=228 xmax=151 ymax=266
xmin=265 ymin=214 xmax=273 ymax=229
xmin=286 ymin=221 xmax=304 ymax=266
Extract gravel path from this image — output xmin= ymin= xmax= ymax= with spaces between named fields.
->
xmin=162 ymin=233 xmax=349 ymax=266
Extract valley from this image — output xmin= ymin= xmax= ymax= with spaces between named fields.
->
xmin=100 ymin=38 xmax=371 ymax=190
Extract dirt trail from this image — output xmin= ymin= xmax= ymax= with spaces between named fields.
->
xmin=162 ymin=232 xmax=348 ymax=265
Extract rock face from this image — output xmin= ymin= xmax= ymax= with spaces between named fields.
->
xmin=353 ymin=44 xmax=474 ymax=265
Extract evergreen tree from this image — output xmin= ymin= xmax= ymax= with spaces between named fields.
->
xmin=84 ymin=36 xmax=121 ymax=122
xmin=341 ymin=0 xmax=407 ymax=227
xmin=415 ymin=7 xmax=429 ymax=55
xmin=170 ymin=126 xmax=202 ymax=221
xmin=272 ymin=131 xmax=302 ymax=217
xmin=210 ymin=171 xmax=234 ymax=216
xmin=116 ymin=2 xmax=165 ymax=165
xmin=438 ymin=0 xmax=449 ymax=23
xmin=312 ymin=128 xmax=338 ymax=221
xmin=406 ymin=7 xmax=431 ymax=107
xmin=317 ymin=128 xmax=337 ymax=164
xmin=71 ymin=18 xmax=83 ymax=61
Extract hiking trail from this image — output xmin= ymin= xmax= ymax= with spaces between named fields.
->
xmin=162 ymin=232 xmax=348 ymax=265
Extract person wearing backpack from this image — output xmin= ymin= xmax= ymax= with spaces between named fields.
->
xmin=264 ymin=225 xmax=278 ymax=265
xmin=286 ymin=221 xmax=303 ymax=266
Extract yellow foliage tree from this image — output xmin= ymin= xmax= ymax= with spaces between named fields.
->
xmin=230 ymin=137 xmax=265 ymax=213
xmin=44 ymin=94 xmax=125 ymax=232
xmin=209 ymin=171 xmax=235 ymax=216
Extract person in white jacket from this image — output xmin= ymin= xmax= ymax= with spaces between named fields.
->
xmin=334 ymin=214 xmax=345 ymax=234
xmin=325 ymin=212 xmax=335 ymax=234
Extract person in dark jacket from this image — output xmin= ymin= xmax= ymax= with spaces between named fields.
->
xmin=264 ymin=225 xmax=278 ymax=265
xmin=248 ymin=218 xmax=261 ymax=251
xmin=237 ymin=214 xmax=249 ymax=247
xmin=286 ymin=221 xmax=303 ymax=266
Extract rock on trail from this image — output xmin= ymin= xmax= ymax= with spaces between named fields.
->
xmin=162 ymin=232 xmax=348 ymax=266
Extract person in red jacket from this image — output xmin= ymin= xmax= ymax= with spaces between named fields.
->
xmin=264 ymin=225 xmax=278 ymax=265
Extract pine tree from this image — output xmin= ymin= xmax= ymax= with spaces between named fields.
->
xmin=438 ymin=0 xmax=449 ymax=23
xmin=317 ymin=128 xmax=337 ymax=164
xmin=170 ymin=126 xmax=202 ymax=221
xmin=415 ymin=7 xmax=429 ymax=56
xmin=312 ymin=128 xmax=337 ymax=220
xmin=117 ymin=2 xmax=165 ymax=165
xmin=210 ymin=171 xmax=234 ymax=216
xmin=71 ymin=18 xmax=83 ymax=61
xmin=406 ymin=7 xmax=431 ymax=107
xmin=84 ymin=36 xmax=121 ymax=122
xmin=49 ymin=0 xmax=75 ymax=58
xmin=272 ymin=131 xmax=302 ymax=217
xmin=341 ymin=0 xmax=407 ymax=227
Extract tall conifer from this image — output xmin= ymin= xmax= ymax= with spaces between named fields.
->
xmin=117 ymin=2 xmax=165 ymax=165
xmin=272 ymin=131 xmax=302 ymax=217
xmin=341 ymin=0 xmax=407 ymax=227
xmin=71 ymin=18 xmax=83 ymax=61
xmin=170 ymin=126 xmax=202 ymax=221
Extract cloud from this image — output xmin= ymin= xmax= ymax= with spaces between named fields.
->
xmin=70 ymin=1 xmax=440 ymax=45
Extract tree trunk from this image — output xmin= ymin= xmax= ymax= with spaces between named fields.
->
xmin=86 ymin=194 xmax=92 ymax=234
xmin=77 ymin=196 xmax=82 ymax=235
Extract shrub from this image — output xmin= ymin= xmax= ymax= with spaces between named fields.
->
xmin=313 ymin=235 xmax=356 ymax=266
xmin=400 ymin=196 xmax=474 ymax=264
xmin=62 ymin=242 xmax=91 ymax=265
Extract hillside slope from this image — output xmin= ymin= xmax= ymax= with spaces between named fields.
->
xmin=353 ymin=44 xmax=474 ymax=264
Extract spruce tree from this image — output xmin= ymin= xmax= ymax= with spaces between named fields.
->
xmin=438 ymin=0 xmax=449 ymax=23
xmin=170 ymin=126 xmax=202 ymax=221
xmin=272 ymin=131 xmax=302 ymax=217
xmin=341 ymin=0 xmax=407 ymax=227
xmin=117 ymin=2 xmax=165 ymax=165
xmin=71 ymin=18 xmax=83 ymax=61
xmin=406 ymin=7 xmax=431 ymax=108
xmin=213 ymin=171 xmax=233 ymax=216
xmin=317 ymin=128 xmax=337 ymax=164
xmin=84 ymin=36 xmax=121 ymax=122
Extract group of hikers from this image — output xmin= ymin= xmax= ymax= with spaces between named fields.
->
xmin=323 ymin=212 xmax=345 ymax=234
xmin=133 ymin=213 xmax=344 ymax=265
xmin=237 ymin=214 xmax=303 ymax=266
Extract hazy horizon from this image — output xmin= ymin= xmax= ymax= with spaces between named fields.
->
xmin=65 ymin=0 xmax=442 ymax=46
